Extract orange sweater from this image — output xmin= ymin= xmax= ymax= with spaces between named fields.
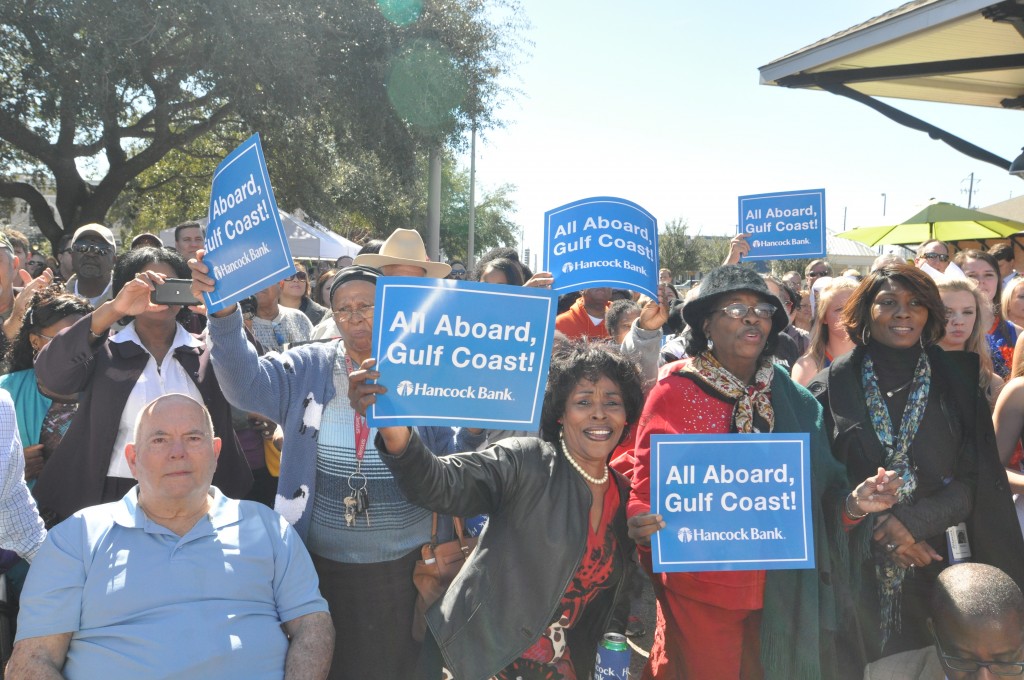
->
xmin=555 ymin=297 xmax=608 ymax=340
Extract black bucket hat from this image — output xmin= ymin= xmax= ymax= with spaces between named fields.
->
xmin=683 ymin=265 xmax=789 ymax=336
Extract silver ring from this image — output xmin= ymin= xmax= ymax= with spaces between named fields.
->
xmin=886 ymin=543 xmax=897 ymax=552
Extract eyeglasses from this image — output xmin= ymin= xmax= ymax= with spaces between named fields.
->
xmin=931 ymin=627 xmax=1024 ymax=676
xmin=333 ymin=304 xmax=374 ymax=322
xmin=72 ymin=243 xmax=112 ymax=256
xmin=450 ymin=269 xmax=466 ymax=279
xmin=922 ymin=253 xmax=950 ymax=263
xmin=284 ymin=272 xmax=308 ymax=282
xmin=717 ymin=303 xmax=777 ymax=320
xmin=807 ymin=270 xmax=828 ymax=278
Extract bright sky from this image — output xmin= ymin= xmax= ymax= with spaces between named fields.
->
xmin=464 ymin=1 xmax=1023 ymax=270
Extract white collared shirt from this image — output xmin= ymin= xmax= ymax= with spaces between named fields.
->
xmin=105 ymin=322 xmax=204 ymax=478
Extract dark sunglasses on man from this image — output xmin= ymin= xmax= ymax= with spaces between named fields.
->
xmin=72 ymin=243 xmax=112 ymax=256
xmin=922 ymin=253 xmax=950 ymax=263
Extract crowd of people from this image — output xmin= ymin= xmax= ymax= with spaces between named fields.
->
xmin=0 ymin=220 xmax=1022 ymax=679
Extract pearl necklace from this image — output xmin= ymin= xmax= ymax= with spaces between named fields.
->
xmin=559 ymin=431 xmax=609 ymax=485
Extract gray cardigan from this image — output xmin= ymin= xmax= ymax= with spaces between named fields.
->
xmin=207 ymin=308 xmax=470 ymax=539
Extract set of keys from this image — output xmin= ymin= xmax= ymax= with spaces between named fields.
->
xmin=344 ymin=482 xmax=370 ymax=527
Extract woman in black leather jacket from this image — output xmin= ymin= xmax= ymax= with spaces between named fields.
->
xmin=351 ymin=342 xmax=642 ymax=680
xmin=807 ymin=264 xmax=1024 ymax=667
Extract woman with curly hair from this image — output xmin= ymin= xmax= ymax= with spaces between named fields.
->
xmin=350 ymin=341 xmax=644 ymax=680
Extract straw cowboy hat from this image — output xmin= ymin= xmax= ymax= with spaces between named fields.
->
xmin=354 ymin=228 xmax=451 ymax=278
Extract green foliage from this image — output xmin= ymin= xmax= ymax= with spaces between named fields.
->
xmin=768 ymin=258 xmax=813 ymax=278
xmin=658 ymin=218 xmax=732 ymax=280
xmin=436 ymin=158 xmax=519 ymax=262
xmin=0 ymin=0 xmax=526 ymax=246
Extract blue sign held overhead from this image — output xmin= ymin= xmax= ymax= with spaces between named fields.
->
xmin=651 ymin=433 xmax=814 ymax=573
xmin=202 ymin=133 xmax=295 ymax=314
xmin=368 ymin=278 xmax=558 ymax=430
xmin=544 ymin=197 xmax=659 ymax=299
xmin=737 ymin=189 xmax=826 ymax=261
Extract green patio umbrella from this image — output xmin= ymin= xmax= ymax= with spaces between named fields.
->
xmin=836 ymin=201 xmax=1024 ymax=246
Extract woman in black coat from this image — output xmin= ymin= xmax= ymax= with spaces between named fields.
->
xmin=807 ymin=264 xmax=1024 ymax=668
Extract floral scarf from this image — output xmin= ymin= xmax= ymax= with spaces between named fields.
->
xmin=862 ymin=351 xmax=929 ymax=648
xmin=681 ymin=351 xmax=775 ymax=433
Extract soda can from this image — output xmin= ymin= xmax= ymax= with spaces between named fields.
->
xmin=594 ymin=632 xmax=630 ymax=679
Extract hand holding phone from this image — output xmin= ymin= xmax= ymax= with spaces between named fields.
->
xmin=150 ymin=278 xmax=202 ymax=306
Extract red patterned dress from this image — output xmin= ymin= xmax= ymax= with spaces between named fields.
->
xmin=442 ymin=483 xmax=623 ymax=680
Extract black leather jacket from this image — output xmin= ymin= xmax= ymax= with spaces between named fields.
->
xmin=378 ymin=432 xmax=634 ymax=680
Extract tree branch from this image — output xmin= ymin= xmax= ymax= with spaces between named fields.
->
xmin=0 ymin=180 xmax=62 ymax=240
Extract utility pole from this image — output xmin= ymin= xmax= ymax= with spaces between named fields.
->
xmin=961 ymin=172 xmax=979 ymax=208
xmin=467 ymin=124 xmax=477 ymax=270
xmin=427 ymin=146 xmax=441 ymax=261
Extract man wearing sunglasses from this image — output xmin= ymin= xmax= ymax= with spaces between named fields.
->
xmin=915 ymin=239 xmax=952 ymax=274
xmin=804 ymin=259 xmax=832 ymax=284
xmin=865 ymin=563 xmax=1024 ymax=679
xmin=67 ymin=224 xmax=116 ymax=307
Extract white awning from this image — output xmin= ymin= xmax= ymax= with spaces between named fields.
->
xmin=760 ymin=0 xmax=1024 ymax=109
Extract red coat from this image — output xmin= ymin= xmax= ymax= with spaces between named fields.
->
xmin=629 ymin=370 xmax=766 ymax=611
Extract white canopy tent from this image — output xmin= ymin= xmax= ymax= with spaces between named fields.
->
xmin=159 ymin=210 xmax=359 ymax=261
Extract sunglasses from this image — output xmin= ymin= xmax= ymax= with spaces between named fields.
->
xmin=807 ymin=270 xmax=827 ymax=278
xmin=72 ymin=243 xmax=112 ymax=256
xmin=922 ymin=253 xmax=950 ymax=263
xmin=284 ymin=271 xmax=308 ymax=282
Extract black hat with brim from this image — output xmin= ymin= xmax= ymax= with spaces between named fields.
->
xmin=682 ymin=265 xmax=789 ymax=336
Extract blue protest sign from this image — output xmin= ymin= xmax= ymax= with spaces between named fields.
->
xmin=202 ymin=133 xmax=294 ymax=313
xmin=368 ymin=278 xmax=558 ymax=429
xmin=737 ymin=189 xmax=826 ymax=261
xmin=544 ymin=197 xmax=658 ymax=299
xmin=651 ymin=433 xmax=814 ymax=573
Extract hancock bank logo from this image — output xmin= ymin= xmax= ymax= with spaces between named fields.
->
xmin=395 ymin=380 xmax=513 ymax=401
xmin=677 ymin=526 xmax=784 ymax=542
